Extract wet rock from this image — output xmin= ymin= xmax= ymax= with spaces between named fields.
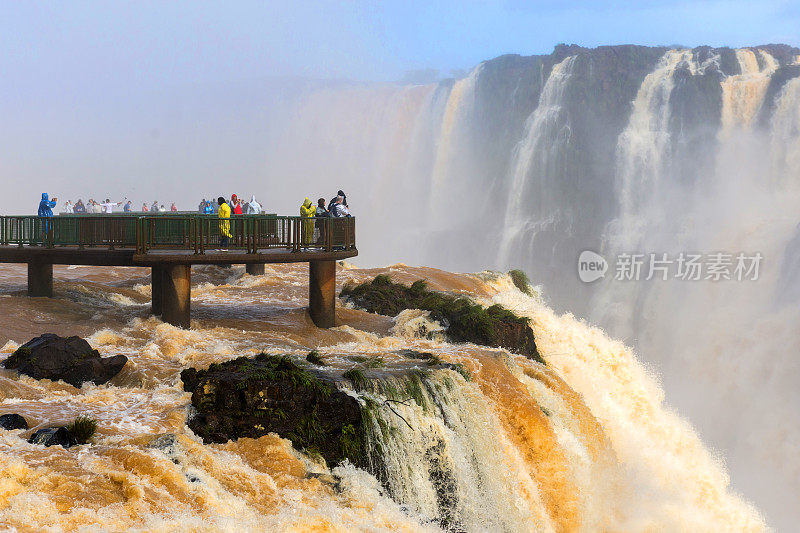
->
xmin=28 ymin=427 xmax=77 ymax=448
xmin=3 ymin=334 xmax=127 ymax=387
xmin=147 ymin=433 xmax=179 ymax=454
xmin=306 ymin=472 xmax=342 ymax=491
xmin=341 ymin=276 xmax=543 ymax=363
xmin=0 ymin=414 xmax=28 ymax=430
xmin=182 ymin=354 xmax=364 ymax=467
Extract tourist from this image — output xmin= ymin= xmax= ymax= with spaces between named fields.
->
xmin=170 ymin=203 xmax=178 ymax=212
xmin=123 ymin=201 xmax=132 ymax=212
xmin=328 ymin=189 xmax=348 ymax=212
xmin=198 ymin=199 xmax=207 ymax=213
xmin=315 ymin=198 xmax=329 ymax=245
xmin=91 ymin=200 xmax=103 ymax=213
xmin=62 ymin=200 xmax=73 ymax=214
xmin=151 ymin=201 xmax=159 ymax=212
xmin=231 ymin=194 xmax=243 ymax=215
xmin=74 ymin=199 xmax=86 ymax=213
xmin=38 ymin=193 xmax=57 ymax=235
xmin=331 ymin=196 xmax=350 ymax=217
xmin=142 ymin=202 xmax=149 ymax=212
xmin=245 ymin=195 xmax=262 ymax=215
xmin=300 ymin=197 xmax=316 ymax=247
xmin=315 ymin=198 xmax=328 ymax=218
xmin=218 ymin=197 xmax=232 ymax=251
xmin=99 ymin=198 xmax=123 ymax=214
xmin=203 ymin=200 xmax=214 ymax=215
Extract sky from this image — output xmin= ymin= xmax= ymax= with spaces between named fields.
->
xmin=1 ymin=0 xmax=799 ymax=88
xmin=1 ymin=0 xmax=799 ymax=213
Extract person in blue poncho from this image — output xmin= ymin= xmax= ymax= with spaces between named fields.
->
xmin=38 ymin=193 xmax=57 ymax=236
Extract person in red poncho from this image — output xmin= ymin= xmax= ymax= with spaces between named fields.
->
xmin=231 ymin=194 xmax=243 ymax=215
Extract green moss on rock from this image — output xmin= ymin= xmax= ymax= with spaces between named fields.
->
xmin=508 ymin=269 xmax=533 ymax=296
xmin=182 ymin=354 xmax=363 ymax=467
xmin=341 ymin=277 xmax=543 ymax=363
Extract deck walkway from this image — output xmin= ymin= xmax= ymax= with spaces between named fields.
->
xmin=0 ymin=214 xmax=357 ymax=328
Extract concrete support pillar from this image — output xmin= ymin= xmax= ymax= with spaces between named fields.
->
xmin=245 ymin=263 xmax=265 ymax=276
xmin=309 ymin=260 xmax=336 ymax=328
xmin=151 ymin=266 xmax=164 ymax=316
xmin=162 ymin=265 xmax=191 ymax=329
xmin=27 ymin=262 xmax=53 ymax=297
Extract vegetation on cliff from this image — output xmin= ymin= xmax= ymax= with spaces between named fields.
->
xmin=341 ymin=275 xmax=543 ymax=363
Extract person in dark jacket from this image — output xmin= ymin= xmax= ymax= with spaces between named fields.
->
xmin=331 ymin=196 xmax=350 ymax=217
xmin=315 ymin=198 xmax=329 ymax=245
xmin=327 ymin=190 xmax=348 ymax=212
xmin=315 ymin=198 xmax=329 ymax=217
xmin=74 ymin=199 xmax=86 ymax=213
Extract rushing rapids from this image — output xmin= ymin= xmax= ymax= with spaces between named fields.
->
xmin=0 ymin=263 xmax=766 ymax=531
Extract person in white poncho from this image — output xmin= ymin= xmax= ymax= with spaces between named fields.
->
xmin=244 ymin=195 xmax=262 ymax=214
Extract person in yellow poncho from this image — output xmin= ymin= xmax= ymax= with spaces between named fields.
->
xmin=217 ymin=196 xmax=232 ymax=250
xmin=300 ymin=197 xmax=316 ymax=247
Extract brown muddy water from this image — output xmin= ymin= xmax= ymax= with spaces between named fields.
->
xmin=0 ymin=263 xmax=766 ymax=531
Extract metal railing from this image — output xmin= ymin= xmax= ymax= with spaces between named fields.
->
xmin=0 ymin=215 xmax=356 ymax=255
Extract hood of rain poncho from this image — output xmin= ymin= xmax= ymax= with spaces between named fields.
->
xmin=246 ymin=196 xmax=262 ymax=214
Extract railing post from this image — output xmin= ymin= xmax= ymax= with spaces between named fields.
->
xmin=135 ymin=217 xmax=142 ymax=254
xmin=326 ymin=218 xmax=332 ymax=252
xmin=193 ymin=218 xmax=198 ymax=255
xmin=109 ymin=218 xmax=116 ymax=250
xmin=252 ymin=217 xmax=257 ymax=253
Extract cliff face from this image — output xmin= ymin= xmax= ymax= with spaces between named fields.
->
xmin=417 ymin=43 xmax=800 ymax=315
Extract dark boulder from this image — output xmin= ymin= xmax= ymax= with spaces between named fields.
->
xmin=28 ymin=427 xmax=78 ymax=448
xmin=0 ymin=414 xmax=28 ymax=430
xmin=182 ymin=354 xmax=364 ymax=468
xmin=3 ymin=334 xmax=127 ymax=388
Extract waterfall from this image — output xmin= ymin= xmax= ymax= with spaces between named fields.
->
xmin=326 ymin=271 xmax=766 ymax=532
xmin=497 ymin=56 xmax=577 ymax=266
xmin=428 ymin=66 xmax=483 ymax=229
xmin=248 ymin=45 xmax=800 ymax=528
xmin=720 ymin=49 xmax=779 ymax=132
xmin=611 ymin=50 xmax=691 ymax=251
xmin=769 ymin=77 xmax=800 ymax=180
xmin=590 ymin=48 xmax=800 ymax=530
xmin=356 ymin=370 xmax=562 ymax=532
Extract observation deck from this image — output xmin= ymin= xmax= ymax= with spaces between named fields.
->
xmin=0 ymin=214 xmax=357 ymax=328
